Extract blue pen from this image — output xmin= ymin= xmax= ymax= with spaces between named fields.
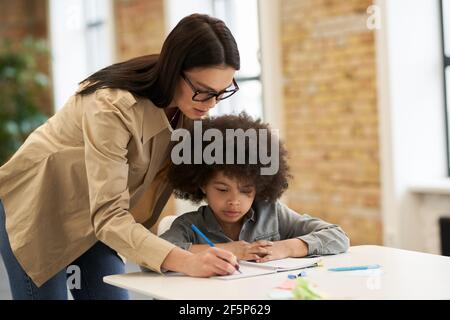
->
xmin=190 ymin=224 xmax=241 ymax=273
xmin=328 ymin=264 xmax=381 ymax=272
xmin=191 ymin=224 xmax=215 ymax=247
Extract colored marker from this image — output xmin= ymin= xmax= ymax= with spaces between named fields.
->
xmin=328 ymin=264 xmax=381 ymax=272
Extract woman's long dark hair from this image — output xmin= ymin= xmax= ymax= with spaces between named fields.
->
xmin=77 ymin=13 xmax=240 ymax=108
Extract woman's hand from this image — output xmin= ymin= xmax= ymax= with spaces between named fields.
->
xmin=255 ymin=239 xmax=309 ymax=263
xmin=162 ymin=246 xmax=239 ymax=277
xmin=217 ymin=240 xmax=273 ymax=261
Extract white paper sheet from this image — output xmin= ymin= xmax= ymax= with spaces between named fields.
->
xmin=214 ymin=257 xmax=321 ymax=280
xmin=241 ymin=257 xmax=321 ymax=271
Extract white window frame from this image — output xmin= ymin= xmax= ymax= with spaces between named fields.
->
xmin=441 ymin=0 xmax=450 ymax=175
xmin=49 ymin=0 xmax=115 ymax=111
xmin=165 ymin=0 xmax=264 ymax=120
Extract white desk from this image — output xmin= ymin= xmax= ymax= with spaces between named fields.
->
xmin=104 ymin=245 xmax=450 ymax=299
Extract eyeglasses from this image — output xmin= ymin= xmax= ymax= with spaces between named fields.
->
xmin=181 ymin=73 xmax=239 ymax=102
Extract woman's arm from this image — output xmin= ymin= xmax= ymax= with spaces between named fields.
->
xmin=83 ymin=91 xmax=175 ymax=273
xmin=161 ymin=246 xmax=238 ymax=277
xmin=82 ymin=91 xmax=237 ymax=277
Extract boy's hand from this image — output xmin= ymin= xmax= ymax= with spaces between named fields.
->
xmin=217 ymin=240 xmax=273 ymax=260
xmin=255 ymin=239 xmax=309 ymax=263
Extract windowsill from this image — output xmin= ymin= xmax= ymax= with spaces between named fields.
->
xmin=409 ymin=178 xmax=450 ymax=195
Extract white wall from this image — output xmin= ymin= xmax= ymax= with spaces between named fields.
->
xmin=259 ymin=0 xmax=285 ymax=139
xmin=49 ymin=0 xmax=89 ymax=110
xmin=376 ymin=0 xmax=448 ymax=251
xmin=49 ymin=0 xmax=115 ymax=111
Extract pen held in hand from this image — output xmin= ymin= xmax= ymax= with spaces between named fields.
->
xmin=191 ymin=223 xmax=215 ymax=247
xmin=190 ymin=224 xmax=241 ymax=274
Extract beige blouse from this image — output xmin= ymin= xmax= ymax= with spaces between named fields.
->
xmin=0 ymin=87 xmax=189 ymax=287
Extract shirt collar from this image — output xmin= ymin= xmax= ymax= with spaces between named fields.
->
xmin=201 ymin=204 xmax=256 ymax=233
xmin=141 ymin=98 xmax=189 ymax=144
xmin=202 ymin=205 xmax=224 ymax=233
xmin=247 ymin=205 xmax=256 ymax=222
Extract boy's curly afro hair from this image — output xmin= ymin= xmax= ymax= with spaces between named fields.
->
xmin=168 ymin=112 xmax=292 ymax=203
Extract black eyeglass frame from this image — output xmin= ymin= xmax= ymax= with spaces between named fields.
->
xmin=181 ymin=73 xmax=239 ymax=102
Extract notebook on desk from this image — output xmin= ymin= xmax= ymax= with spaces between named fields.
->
xmin=214 ymin=257 xmax=321 ymax=280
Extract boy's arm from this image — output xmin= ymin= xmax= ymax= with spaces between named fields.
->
xmin=268 ymin=238 xmax=309 ymax=258
xmin=190 ymin=242 xmax=272 ymax=261
xmin=159 ymin=220 xmax=238 ymax=255
xmin=157 ymin=218 xmax=239 ymax=255
xmin=156 ymin=214 xmax=273 ymax=260
xmin=276 ymin=201 xmax=350 ymax=256
xmin=157 ymin=218 xmax=258 ymax=258
xmin=158 ymin=217 xmax=196 ymax=251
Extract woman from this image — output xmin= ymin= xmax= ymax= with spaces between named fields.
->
xmin=0 ymin=13 xmax=240 ymax=300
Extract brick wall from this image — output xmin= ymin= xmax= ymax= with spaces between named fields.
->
xmin=281 ymin=0 xmax=381 ymax=245
xmin=114 ymin=0 xmax=166 ymax=61
xmin=0 ymin=1 xmax=381 ymax=242
xmin=0 ymin=0 xmax=47 ymax=40
xmin=0 ymin=0 xmax=52 ymax=116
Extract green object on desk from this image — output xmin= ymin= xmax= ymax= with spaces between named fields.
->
xmin=292 ymin=278 xmax=323 ymax=300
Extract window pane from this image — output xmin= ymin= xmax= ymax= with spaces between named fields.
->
xmin=166 ymin=0 xmax=213 ymax=29
xmin=165 ymin=0 xmax=263 ymax=119
xmin=443 ymin=0 xmax=450 ymax=57
xmin=84 ymin=0 xmax=112 ymax=73
xmin=446 ymin=66 xmax=450 ymax=163
xmin=211 ymin=0 xmax=263 ymax=119
xmin=447 ymin=66 xmax=450 ymax=104
xmin=209 ymin=80 xmax=263 ymax=119
xmin=84 ymin=0 xmax=106 ymax=22
xmin=213 ymin=0 xmax=261 ymax=78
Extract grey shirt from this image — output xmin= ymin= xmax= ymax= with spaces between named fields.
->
xmin=159 ymin=200 xmax=350 ymax=256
